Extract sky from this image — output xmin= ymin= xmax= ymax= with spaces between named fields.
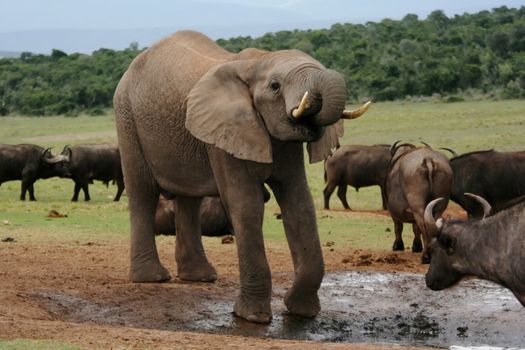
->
xmin=1 ymin=0 xmax=524 ymax=54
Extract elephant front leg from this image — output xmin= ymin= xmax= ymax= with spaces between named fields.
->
xmin=174 ymin=196 xmax=217 ymax=282
xmin=269 ymin=177 xmax=324 ymax=318
xmin=208 ymin=150 xmax=272 ymax=324
xmin=268 ymin=144 xmax=324 ymax=319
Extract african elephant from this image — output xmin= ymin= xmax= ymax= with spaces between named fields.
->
xmin=113 ymin=30 xmax=369 ymax=324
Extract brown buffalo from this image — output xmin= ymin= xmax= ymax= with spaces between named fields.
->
xmin=323 ymin=144 xmax=390 ymax=210
xmin=385 ymin=143 xmax=453 ymax=263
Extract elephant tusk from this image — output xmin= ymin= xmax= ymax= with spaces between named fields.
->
xmin=292 ymin=91 xmax=309 ymax=119
xmin=341 ymin=101 xmax=372 ymax=120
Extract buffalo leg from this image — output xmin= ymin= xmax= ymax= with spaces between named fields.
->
xmin=323 ymin=182 xmax=337 ymax=210
xmin=82 ymin=182 xmax=90 ymax=201
xmin=71 ymin=181 xmax=81 ymax=201
xmin=411 ymin=223 xmax=423 ymax=253
xmin=392 ymin=219 xmax=405 ymax=251
xmin=337 ymin=184 xmax=350 ymax=210
xmin=114 ymin=178 xmax=125 ymax=201
xmin=415 ymin=218 xmax=431 ymax=264
xmin=174 ymin=196 xmax=217 ymax=282
xmin=380 ymin=186 xmax=387 ymax=210
xmin=28 ymin=182 xmax=36 ymax=201
xmin=20 ymin=180 xmax=28 ymax=201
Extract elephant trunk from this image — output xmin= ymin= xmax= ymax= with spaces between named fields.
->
xmin=311 ymin=69 xmax=347 ymax=127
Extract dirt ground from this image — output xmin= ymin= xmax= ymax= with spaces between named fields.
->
xmin=0 ymin=208 xmax=462 ymax=350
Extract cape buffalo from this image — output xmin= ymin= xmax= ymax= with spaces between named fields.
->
xmin=449 ymin=149 xmax=525 ymax=218
xmin=385 ymin=143 xmax=453 ymax=263
xmin=424 ymin=194 xmax=525 ymax=307
xmin=323 ymin=144 xmax=390 ymax=210
xmin=60 ymin=144 xmax=124 ymax=201
xmin=155 ymin=186 xmax=271 ymax=235
xmin=0 ymin=144 xmax=68 ymax=200
xmin=154 ymin=195 xmax=231 ymax=236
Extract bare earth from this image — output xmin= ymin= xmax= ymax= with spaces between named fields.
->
xmin=0 ymin=209 xmax=450 ymax=350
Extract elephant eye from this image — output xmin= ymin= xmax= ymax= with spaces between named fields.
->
xmin=270 ymin=81 xmax=281 ymax=93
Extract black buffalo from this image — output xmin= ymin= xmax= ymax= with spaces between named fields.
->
xmin=61 ymin=144 xmax=124 ymax=201
xmin=323 ymin=144 xmax=390 ymax=210
xmin=424 ymin=194 xmax=525 ymax=307
xmin=449 ymin=149 xmax=525 ymax=218
xmin=0 ymin=144 xmax=68 ymax=200
xmin=155 ymin=186 xmax=271 ymax=236
xmin=154 ymin=195 xmax=231 ymax=236
xmin=385 ymin=143 xmax=453 ymax=263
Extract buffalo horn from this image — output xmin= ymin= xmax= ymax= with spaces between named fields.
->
xmin=341 ymin=101 xmax=371 ymax=120
xmin=440 ymin=147 xmax=458 ymax=157
xmin=464 ymin=192 xmax=491 ymax=218
xmin=62 ymin=145 xmax=72 ymax=160
xmin=390 ymin=140 xmax=402 ymax=156
xmin=421 ymin=141 xmax=432 ymax=149
xmin=292 ymin=91 xmax=309 ymax=119
xmin=42 ymin=148 xmax=61 ymax=164
xmin=424 ymin=197 xmax=445 ymax=236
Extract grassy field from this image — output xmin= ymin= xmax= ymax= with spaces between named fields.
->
xmin=1 ymin=100 xmax=524 ymax=251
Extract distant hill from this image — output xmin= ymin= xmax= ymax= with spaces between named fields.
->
xmin=0 ymin=51 xmax=20 ymax=58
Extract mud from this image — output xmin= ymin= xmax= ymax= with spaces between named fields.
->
xmin=32 ymin=270 xmax=524 ymax=348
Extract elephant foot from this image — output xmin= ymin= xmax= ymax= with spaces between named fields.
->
xmin=392 ymin=239 xmax=405 ymax=251
xmin=284 ymin=288 xmax=320 ymax=319
xmin=177 ymin=260 xmax=217 ymax=282
xmin=130 ymin=259 xmax=171 ymax=283
xmin=234 ymin=295 xmax=272 ymax=324
xmin=412 ymin=238 xmax=423 ymax=253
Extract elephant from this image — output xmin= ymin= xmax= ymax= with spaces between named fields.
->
xmin=113 ymin=30 xmax=369 ymax=324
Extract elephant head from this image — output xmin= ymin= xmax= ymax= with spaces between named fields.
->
xmin=186 ymin=50 xmax=369 ymax=163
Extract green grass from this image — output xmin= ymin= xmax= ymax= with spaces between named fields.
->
xmin=1 ymin=100 xmax=525 ymax=249
xmin=0 ymin=339 xmax=82 ymax=350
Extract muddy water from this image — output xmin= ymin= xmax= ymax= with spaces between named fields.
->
xmin=34 ymin=271 xmax=525 ymax=348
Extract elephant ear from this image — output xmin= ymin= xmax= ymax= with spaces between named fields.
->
xmin=186 ymin=60 xmax=272 ymax=163
xmin=306 ymin=120 xmax=344 ymax=163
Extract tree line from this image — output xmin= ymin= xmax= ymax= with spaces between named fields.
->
xmin=1 ymin=6 xmax=524 ymax=116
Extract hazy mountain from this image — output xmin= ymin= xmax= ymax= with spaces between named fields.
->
xmin=0 ymin=21 xmax=339 ymax=55
xmin=0 ymin=51 xmax=20 ymax=58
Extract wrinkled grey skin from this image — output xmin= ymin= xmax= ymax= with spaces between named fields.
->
xmin=113 ymin=31 xmax=352 ymax=323
xmin=425 ymin=197 xmax=525 ymax=307
xmin=385 ymin=144 xmax=452 ymax=263
xmin=0 ymin=144 xmax=69 ymax=201
xmin=323 ymin=144 xmax=390 ymax=210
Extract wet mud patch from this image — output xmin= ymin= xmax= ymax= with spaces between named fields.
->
xmin=32 ymin=271 xmax=524 ymax=348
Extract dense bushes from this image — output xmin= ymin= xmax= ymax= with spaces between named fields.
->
xmin=0 ymin=7 xmax=524 ymax=116
xmin=0 ymin=46 xmax=141 ymax=116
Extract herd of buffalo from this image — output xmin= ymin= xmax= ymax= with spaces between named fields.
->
xmin=1 ymin=140 xmax=524 ymax=306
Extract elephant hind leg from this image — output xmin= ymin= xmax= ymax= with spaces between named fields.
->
xmin=116 ymin=110 xmax=170 ymax=283
xmin=174 ymin=196 xmax=217 ymax=282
